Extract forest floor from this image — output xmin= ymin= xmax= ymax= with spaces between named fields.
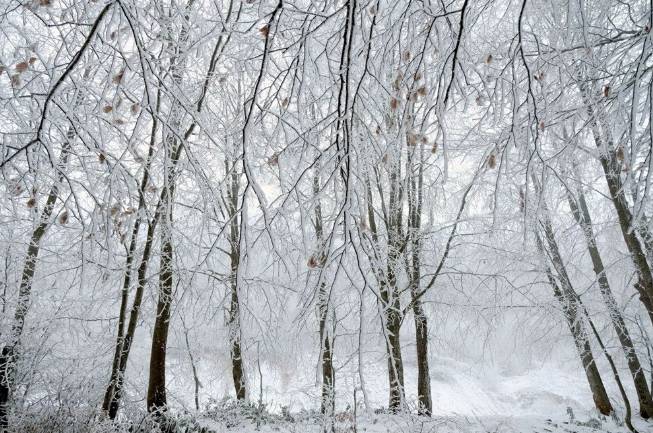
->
xmin=195 ymin=411 xmax=641 ymax=433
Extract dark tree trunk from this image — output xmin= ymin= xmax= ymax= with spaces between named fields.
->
xmin=226 ymin=158 xmax=246 ymax=400
xmin=385 ymin=301 xmax=405 ymax=412
xmin=536 ymin=217 xmax=613 ymax=416
xmin=408 ymin=140 xmax=431 ymax=416
xmin=313 ymin=174 xmax=334 ymax=415
xmin=577 ymin=76 xmax=653 ymax=319
xmin=365 ymin=174 xmax=405 ymax=412
xmin=145 ymin=2 xmax=194 ymax=414
xmin=103 ymin=89 xmax=161 ymax=418
xmin=566 ymin=181 xmax=653 ymax=418
xmin=412 ymin=300 xmax=431 ymax=415
xmin=107 ymin=216 xmax=157 ymax=418
xmin=0 ymin=104 xmax=78 ymax=429
xmin=147 ymin=230 xmax=174 ymax=412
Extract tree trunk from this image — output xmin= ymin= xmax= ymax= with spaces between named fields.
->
xmin=566 ymin=180 xmax=653 ymax=418
xmin=226 ymin=158 xmax=246 ymax=400
xmin=103 ymin=89 xmax=161 ymax=418
xmin=365 ymin=174 xmax=405 ymax=412
xmin=0 ymin=95 xmax=80 ymax=429
xmin=313 ymin=174 xmax=335 ymax=415
xmin=408 ymin=142 xmax=431 ymax=415
xmin=577 ymin=76 xmax=653 ymax=319
xmin=147 ymin=227 xmax=173 ymax=413
xmin=385 ymin=301 xmax=405 ymax=412
xmin=536 ymin=217 xmax=613 ymax=415
xmin=107 ymin=215 xmax=158 ymax=418
xmin=412 ymin=300 xmax=430 ymax=415
xmin=145 ymin=2 xmax=193 ymax=413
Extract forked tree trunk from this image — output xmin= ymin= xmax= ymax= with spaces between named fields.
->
xmin=103 ymin=89 xmax=161 ymax=419
xmin=566 ymin=179 xmax=653 ymax=418
xmin=408 ymin=141 xmax=431 ymax=415
xmin=365 ymin=174 xmax=405 ymax=412
xmin=107 ymin=216 xmax=157 ymax=418
xmin=104 ymin=0 xmax=236 ymax=415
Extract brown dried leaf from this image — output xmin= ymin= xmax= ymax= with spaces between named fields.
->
xmin=15 ymin=62 xmax=29 ymax=73
xmin=486 ymin=153 xmax=496 ymax=169
xmin=112 ymin=71 xmax=124 ymax=85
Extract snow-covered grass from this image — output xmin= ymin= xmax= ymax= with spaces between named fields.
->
xmin=10 ymin=401 xmax=643 ymax=433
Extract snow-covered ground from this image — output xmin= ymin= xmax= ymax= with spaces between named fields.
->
xmin=196 ymin=412 xmax=638 ymax=433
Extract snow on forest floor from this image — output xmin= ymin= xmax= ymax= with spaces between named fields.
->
xmin=194 ymin=412 xmax=640 ymax=433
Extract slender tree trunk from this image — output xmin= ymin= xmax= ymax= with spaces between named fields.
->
xmin=577 ymin=76 xmax=653 ymax=318
xmin=566 ymin=180 xmax=653 ymax=418
xmin=365 ymin=173 xmax=405 ymax=412
xmin=102 ymin=89 xmax=161 ymax=418
xmin=536 ymin=216 xmax=613 ymax=415
xmin=384 ymin=161 xmax=405 ymax=412
xmin=147 ymin=141 xmax=180 ymax=413
xmin=0 ymin=90 xmax=82 ymax=429
xmin=104 ymin=0 xmax=236 ymax=415
xmin=580 ymin=298 xmax=639 ymax=432
xmin=313 ymin=174 xmax=335 ymax=416
xmin=145 ymin=2 xmax=193 ymax=414
xmin=226 ymin=158 xmax=246 ymax=400
xmin=147 ymin=221 xmax=174 ymax=413
xmin=385 ymin=302 xmax=404 ymax=412
xmin=108 ymin=215 xmax=157 ymax=418
xmin=408 ymin=142 xmax=431 ymax=416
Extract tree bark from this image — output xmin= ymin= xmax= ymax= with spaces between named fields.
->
xmin=226 ymin=157 xmax=246 ymax=400
xmin=536 ymin=214 xmax=613 ymax=415
xmin=102 ymin=88 xmax=161 ymax=418
xmin=408 ymin=142 xmax=431 ymax=416
xmin=577 ymin=76 xmax=653 ymax=319
xmin=145 ymin=1 xmax=193 ymax=413
xmin=0 ymin=91 xmax=81 ymax=429
xmin=313 ymin=174 xmax=335 ymax=416
xmin=365 ymin=173 xmax=405 ymax=412
xmin=566 ymin=179 xmax=653 ymax=418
